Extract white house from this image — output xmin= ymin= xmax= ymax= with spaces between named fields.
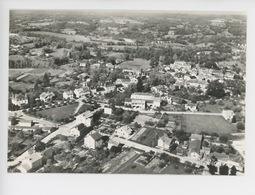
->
xmin=39 ymin=92 xmax=55 ymax=102
xmin=185 ymin=103 xmax=198 ymax=112
xmin=18 ymin=119 xmax=33 ymax=127
xmin=69 ymin=123 xmax=84 ymax=137
xmin=107 ymin=139 xmax=120 ymax=149
xmin=11 ymin=94 xmax=28 ymax=106
xmin=222 ymin=110 xmax=235 ymax=121
xmin=63 ymin=91 xmax=74 ymax=100
xmin=114 ymin=125 xmax=133 ymax=139
xmin=74 ymin=88 xmax=88 ymax=98
xmin=157 ymin=134 xmax=172 ymax=150
xmin=76 ymin=111 xmax=93 ymax=127
xmin=104 ymin=107 xmax=112 ymax=115
xmin=84 ymin=132 xmax=103 ymax=149
xmin=18 ymin=153 xmax=43 ymax=173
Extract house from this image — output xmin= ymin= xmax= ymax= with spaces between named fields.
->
xmin=63 ymin=91 xmax=74 ymax=100
xmin=106 ymin=63 xmax=114 ymax=69
xmin=69 ymin=123 xmax=84 ymax=137
xmin=114 ymin=125 xmax=133 ymax=139
xmin=18 ymin=153 xmax=43 ymax=173
xmin=185 ymin=103 xmax=198 ymax=112
xmin=222 ymin=110 xmax=235 ymax=121
xmin=104 ymin=107 xmax=112 ymax=115
xmin=39 ymin=92 xmax=55 ymax=102
xmin=11 ymin=94 xmax=28 ymax=106
xmin=152 ymin=97 xmax=161 ymax=108
xmin=76 ymin=111 xmax=93 ymax=127
xmin=157 ymin=134 xmax=172 ymax=150
xmin=18 ymin=118 xmax=33 ymax=127
xmin=107 ymin=139 xmax=120 ymax=149
xmin=189 ymin=133 xmax=203 ymax=159
xmin=115 ymin=78 xmax=131 ymax=88
xmin=189 ymin=139 xmax=202 ymax=159
xmin=74 ymin=88 xmax=88 ymax=98
xmin=84 ymin=132 xmax=103 ymax=149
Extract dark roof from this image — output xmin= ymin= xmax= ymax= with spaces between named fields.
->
xmin=189 ymin=139 xmax=201 ymax=154
xmin=125 ymin=98 xmax=132 ymax=102
xmin=90 ymin=132 xmax=103 ymax=141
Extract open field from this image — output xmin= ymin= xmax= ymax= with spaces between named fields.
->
xmin=9 ymin=55 xmax=25 ymax=61
xmin=218 ymin=60 xmax=245 ymax=70
xmin=161 ymin=163 xmax=201 ymax=175
xmin=9 ymin=81 xmax=34 ymax=91
xmin=27 ymin=68 xmax=66 ymax=76
xmin=135 ymin=127 xmax=166 ymax=147
xmin=9 ymin=69 xmax=33 ymax=77
xmin=117 ymin=163 xmax=156 ymax=174
xmin=119 ymin=58 xmax=150 ymax=71
xmin=105 ymin=52 xmax=124 ymax=59
xmin=37 ymin=103 xmax=79 ymax=120
xmin=29 ymin=31 xmax=91 ymax=42
xmin=181 ymin=115 xmax=236 ymax=136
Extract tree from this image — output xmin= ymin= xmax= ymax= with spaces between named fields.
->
xmin=42 ymin=73 xmax=50 ymax=87
xmin=208 ymin=164 xmax=217 ymax=175
xmin=230 ymin=166 xmax=237 ymax=175
xmin=219 ymin=164 xmax=229 ymax=175
xmin=206 ymin=80 xmax=225 ymax=99
xmin=11 ymin=117 xmax=18 ymax=126
xmin=237 ymin=122 xmax=245 ymax=130
xmin=232 ymin=115 xmax=237 ymax=123
xmin=219 ymin=135 xmax=228 ymax=143
xmin=136 ymin=77 xmax=143 ymax=92
xmin=35 ymin=140 xmax=46 ymax=152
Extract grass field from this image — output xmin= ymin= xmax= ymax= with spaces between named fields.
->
xmin=135 ymin=127 xmax=166 ymax=147
xmin=9 ymin=55 xmax=25 ymax=61
xmin=119 ymin=58 xmax=151 ymax=71
xmin=37 ymin=103 xmax=78 ymax=120
xmin=181 ymin=115 xmax=236 ymax=136
xmin=9 ymin=81 xmax=34 ymax=91
xmin=9 ymin=69 xmax=33 ymax=77
xmin=29 ymin=31 xmax=91 ymax=42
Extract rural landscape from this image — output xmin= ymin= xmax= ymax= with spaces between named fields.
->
xmin=8 ymin=10 xmax=246 ymax=175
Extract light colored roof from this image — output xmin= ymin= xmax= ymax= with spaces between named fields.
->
xmin=117 ymin=125 xmax=133 ymax=134
xmin=190 ymin=133 xmax=203 ymax=141
xmin=64 ymin=91 xmax=73 ymax=95
xmin=159 ymin=134 xmax=172 ymax=145
xmin=27 ymin=153 xmax=42 ymax=163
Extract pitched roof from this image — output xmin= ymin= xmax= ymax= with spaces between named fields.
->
xmin=189 ymin=139 xmax=201 ymax=154
xmin=190 ymin=133 xmax=203 ymax=141
xmin=90 ymin=132 xmax=103 ymax=141
xmin=159 ymin=134 xmax=172 ymax=145
xmin=117 ymin=125 xmax=133 ymax=134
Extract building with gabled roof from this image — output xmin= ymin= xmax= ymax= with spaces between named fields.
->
xmin=18 ymin=153 xmax=43 ymax=173
xmin=157 ymin=134 xmax=172 ymax=150
xmin=114 ymin=125 xmax=133 ymax=139
xmin=84 ymin=132 xmax=103 ymax=149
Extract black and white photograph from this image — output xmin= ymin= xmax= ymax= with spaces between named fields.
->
xmin=1 ymin=0 xmax=255 ymax=195
xmin=7 ymin=9 xmax=246 ymax=175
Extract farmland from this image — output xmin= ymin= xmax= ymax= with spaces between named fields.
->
xmin=29 ymin=31 xmax=91 ymax=42
xmin=37 ymin=103 xmax=79 ymax=121
xmin=181 ymin=115 xmax=236 ymax=136
xmin=9 ymin=81 xmax=34 ymax=91
xmin=119 ymin=58 xmax=151 ymax=71
xmin=134 ymin=126 xmax=166 ymax=147
xmin=9 ymin=68 xmax=33 ymax=77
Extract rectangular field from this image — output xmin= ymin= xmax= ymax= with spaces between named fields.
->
xmin=181 ymin=115 xmax=236 ymax=136
xmin=9 ymin=81 xmax=34 ymax=91
xmin=119 ymin=58 xmax=150 ymax=71
xmin=37 ymin=103 xmax=78 ymax=120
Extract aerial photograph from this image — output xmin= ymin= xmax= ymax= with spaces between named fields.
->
xmin=7 ymin=10 xmax=246 ymax=175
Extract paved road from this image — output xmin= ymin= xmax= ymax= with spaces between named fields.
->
xmin=102 ymin=104 xmax=222 ymax=116
xmin=112 ymin=136 xmax=206 ymax=167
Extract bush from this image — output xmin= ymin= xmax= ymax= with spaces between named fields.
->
xmin=145 ymin=120 xmax=155 ymax=126
xmin=236 ymin=122 xmax=245 ymax=130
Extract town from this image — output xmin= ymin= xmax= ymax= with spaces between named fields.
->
xmin=8 ymin=10 xmax=246 ymax=175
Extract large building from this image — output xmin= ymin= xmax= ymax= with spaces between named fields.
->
xmin=124 ymin=93 xmax=161 ymax=110
xmin=18 ymin=153 xmax=43 ymax=173
xmin=76 ymin=111 xmax=93 ymax=127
